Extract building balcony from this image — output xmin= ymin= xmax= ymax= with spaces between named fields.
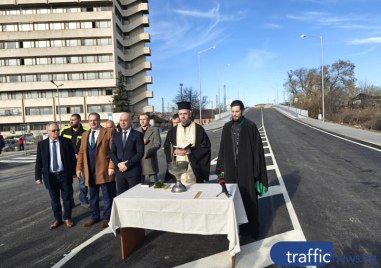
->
xmin=122 ymin=33 xmax=150 ymax=47
xmin=116 ymin=47 xmax=150 ymax=62
xmin=122 ymin=16 xmax=149 ymax=32
xmin=122 ymin=61 xmax=151 ymax=76
xmin=130 ymin=75 xmax=152 ymax=90
xmin=131 ymin=89 xmax=152 ymax=105
xmin=121 ymin=3 xmax=148 ymax=17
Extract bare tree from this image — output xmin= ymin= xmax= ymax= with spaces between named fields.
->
xmin=172 ymin=87 xmax=209 ymax=110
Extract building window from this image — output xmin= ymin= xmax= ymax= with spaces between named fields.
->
xmin=60 ymin=105 xmax=83 ymax=114
xmin=19 ymin=23 xmax=33 ymax=31
xmin=8 ymin=75 xmax=20 ymax=83
xmin=36 ymin=58 xmax=50 ymax=65
xmin=35 ymin=23 xmax=49 ymax=31
xmin=98 ymin=38 xmax=112 ymax=46
xmin=84 ymin=56 xmax=96 ymax=63
xmin=81 ymin=22 xmax=93 ymax=29
xmin=84 ymin=72 xmax=98 ymax=80
xmin=52 ymin=40 xmax=65 ymax=47
xmin=99 ymin=55 xmax=113 ymax=62
xmin=36 ymin=40 xmax=49 ymax=48
xmin=22 ymin=75 xmax=35 ymax=82
xmin=66 ymin=39 xmax=80 ymax=46
xmin=50 ymin=23 xmax=64 ymax=30
xmin=2 ymin=24 xmax=17 ymax=32
xmin=0 ymin=108 xmax=22 ymax=116
xmin=26 ymin=107 xmax=53 ymax=115
xmin=88 ymin=104 xmax=112 ymax=113
xmin=23 ymin=41 xmax=34 ymax=48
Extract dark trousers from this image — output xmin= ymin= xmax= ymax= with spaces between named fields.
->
xmin=115 ymin=172 xmax=140 ymax=196
xmin=47 ymin=173 xmax=72 ymax=221
xmin=78 ymin=176 xmax=89 ymax=204
xmin=89 ymin=181 xmax=115 ymax=221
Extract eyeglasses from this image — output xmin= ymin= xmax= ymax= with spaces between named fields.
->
xmin=50 ymin=129 xmax=60 ymax=132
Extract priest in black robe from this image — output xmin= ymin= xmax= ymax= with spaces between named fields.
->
xmin=164 ymin=101 xmax=211 ymax=183
xmin=216 ymin=100 xmax=268 ymax=238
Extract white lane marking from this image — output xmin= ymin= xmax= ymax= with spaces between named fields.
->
xmin=259 ymin=185 xmax=283 ymax=198
xmin=0 ymin=160 xmax=35 ymax=163
xmin=52 ymin=228 xmax=112 ymax=268
xmin=266 ymin=165 xmax=276 ymax=171
xmin=212 ymin=129 xmax=219 ymax=132
xmin=265 ymin=153 xmax=272 ymax=157
xmin=274 ymin=107 xmax=381 ymax=153
xmin=210 ymin=157 xmax=218 ymax=166
xmin=14 ymin=156 xmax=36 ymax=160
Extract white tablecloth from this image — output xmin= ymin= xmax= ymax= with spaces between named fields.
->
xmin=109 ymin=183 xmax=248 ymax=256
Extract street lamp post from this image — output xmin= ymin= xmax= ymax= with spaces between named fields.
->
xmin=217 ymin=64 xmax=230 ymax=119
xmin=198 ymin=45 xmax=216 ymax=125
xmin=301 ymin=34 xmax=325 ymax=122
xmin=179 ymin=83 xmax=183 ymax=101
xmin=50 ymin=80 xmax=64 ymax=127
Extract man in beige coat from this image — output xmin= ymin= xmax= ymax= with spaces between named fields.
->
xmin=136 ymin=113 xmax=161 ymax=183
xmin=76 ymin=112 xmax=115 ymax=228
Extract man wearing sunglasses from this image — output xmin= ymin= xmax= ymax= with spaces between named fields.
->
xmin=35 ymin=122 xmax=76 ymax=229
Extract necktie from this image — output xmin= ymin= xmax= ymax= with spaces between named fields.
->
xmin=52 ymin=141 xmax=59 ymax=172
xmin=90 ymin=131 xmax=96 ymax=149
xmin=122 ymin=131 xmax=127 ymax=147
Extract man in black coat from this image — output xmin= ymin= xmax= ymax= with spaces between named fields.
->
xmin=35 ymin=122 xmax=76 ymax=229
xmin=216 ymin=100 xmax=268 ymax=238
xmin=164 ymin=102 xmax=211 ymax=184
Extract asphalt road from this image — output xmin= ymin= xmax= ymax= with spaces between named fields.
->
xmin=263 ymin=108 xmax=381 ymax=263
xmin=0 ymin=108 xmax=379 ymax=268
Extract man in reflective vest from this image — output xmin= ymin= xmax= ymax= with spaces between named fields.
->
xmin=61 ymin=113 xmax=89 ymax=208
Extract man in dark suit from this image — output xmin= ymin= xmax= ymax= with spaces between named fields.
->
xmin=110 ymin=112 xmax=144 ymax=195
xmin=35 ymin=122 xmax=76 ymax=229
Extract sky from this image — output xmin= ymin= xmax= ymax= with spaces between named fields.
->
xmin=146 ymin=0 xmax=381 ymax=111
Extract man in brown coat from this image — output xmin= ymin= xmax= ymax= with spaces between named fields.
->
xmin=76 ymin=112 xmax=115 ymax=228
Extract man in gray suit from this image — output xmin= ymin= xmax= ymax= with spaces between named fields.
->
xmin=136 ymin=113 xmax=161 ymax=184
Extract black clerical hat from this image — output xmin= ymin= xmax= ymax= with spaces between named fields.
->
xmin=177 ymin=101 xmax=191 ymax=110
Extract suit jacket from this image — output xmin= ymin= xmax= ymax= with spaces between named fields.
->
xmin=110 ymin=128 xmax=144 ymax=178
xmin=135 ymin=125 xmax=161 ymax=175
xmin=76 ymin=127 xmax=115 ymax=186
xmin=35 ymin=136 xmax=76 ymax=189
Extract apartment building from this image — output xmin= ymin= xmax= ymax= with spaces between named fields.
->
xmin=0 ymin=0 xmax=152 ymax=135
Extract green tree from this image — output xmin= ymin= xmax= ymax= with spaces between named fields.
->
xmin=112 ymin=72 xmax=130 ymax=112
xmin=172 ymin=86 xmax=209 ymax=110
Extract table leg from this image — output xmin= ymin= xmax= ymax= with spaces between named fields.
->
xmin=120 ymin=227 xmax=145 ymax=259
xmin=231 ymin=255 xmax=235 ymax=268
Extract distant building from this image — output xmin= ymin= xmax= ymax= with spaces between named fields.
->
xmin=0 ymin=0 xmax=152 ymax=135
xmin=192 ymin=109 xmax=215 ymax=125
xmin=350 ymin=93 xmax=381 ymax=108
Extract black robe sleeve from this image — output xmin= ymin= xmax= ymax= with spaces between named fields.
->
xmin=188 ymin=124 xmax=211 ymax=182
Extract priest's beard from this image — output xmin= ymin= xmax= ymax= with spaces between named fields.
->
xmin=181 ymin=119 xmax=192 ymax=127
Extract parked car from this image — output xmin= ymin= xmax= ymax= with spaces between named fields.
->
xmin=3 ymin=139 xmax=16 ymax=152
